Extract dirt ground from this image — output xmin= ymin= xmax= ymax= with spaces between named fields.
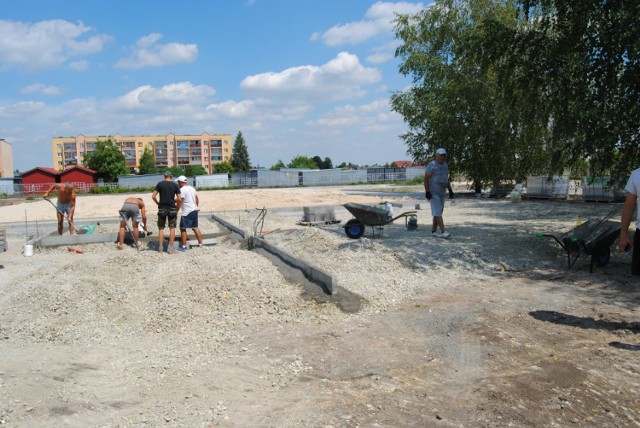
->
xmin=0 ymin=185 xmax=639 ymax=427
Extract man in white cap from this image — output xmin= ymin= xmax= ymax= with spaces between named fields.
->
xmin=424 ymin=148 xmax=453 ymax=238
xmin=175 ymin=175 xmax=204 ymax=250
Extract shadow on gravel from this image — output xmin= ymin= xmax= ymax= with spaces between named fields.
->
xmin=609 ymin=341 xmax=640 ymax=351
xmin=529 ymin=310 xmax=639 ymax=333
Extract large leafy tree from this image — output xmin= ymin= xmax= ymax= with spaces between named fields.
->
xmin=231 ymin=131 xmax=251 ymax=172
xmin=392 ymin=0 xmax=542 ymax=192
xmin=504 ymin=0 xmax=640 ymax=184
xmin=82 ymin=138 xmax=129 ymax=182
xmin=138 ymin=147 xmax=157 ymax=175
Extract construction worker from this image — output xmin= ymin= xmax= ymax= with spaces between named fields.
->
xmin=117 ymin=197 xmax=148 ymax=250
xmin=43 ymin=182 xmax=76 ymax=235
xmin=176 ymin=176 xmax=204 ymax=250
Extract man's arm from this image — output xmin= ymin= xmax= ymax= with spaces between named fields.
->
xmin=43 ymin=184 xmax=57 ymax=198
xmin=140 ymin=204 xmax=148 ymax=231
xmin=619 ymin=192 xmax=636 ymax=251
xmin=175 ymin=190 xmax=182 ymax=211
xmin=424 ymin=171 xmax=432 ymax=199
xmin=152 ymin=190 xmax=159 ymax=206
xmin=195 ymin=194 xmax=200 ymax=208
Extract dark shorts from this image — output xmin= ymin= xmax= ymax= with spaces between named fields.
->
xmin=157 ymin=207 xmax=177 ymax=229
xmin=633 ymin=228 xmax=640 ymax=276
xmin=180 ymin=210 xmax=199 ymax=230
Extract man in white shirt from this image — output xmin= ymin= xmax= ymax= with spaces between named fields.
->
xmin=619 ymin=168 xmax=640 ymax=275
xmin=175 ymin=176 xmax=204 ymax=250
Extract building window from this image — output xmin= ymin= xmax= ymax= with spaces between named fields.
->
xmin=138 ymin=142 xmax=142 ymax=147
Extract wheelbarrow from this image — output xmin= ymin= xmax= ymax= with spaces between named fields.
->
xmin=343 ymin=202 xmax=418 ymax=239
xmin=536 ymin=209 xmax=621 ymax=272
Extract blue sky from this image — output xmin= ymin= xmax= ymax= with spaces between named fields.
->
xmin=1 ymin=1 xmax=427 ymax=171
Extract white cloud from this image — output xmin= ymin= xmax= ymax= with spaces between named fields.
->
xmin=115 ymin=33 xmax=198 ymax=69
xmin=112 ymin=82 xmax=215 ymax=109
xmin=206 ymin=100 xmax=255 ymax=118
xmin=307 ymin=98 xmax=400 ymax=130
xmin=21 ymin=83 xmax=62 ymax=96
xmin=240 ymin=52 xmax=381 ymax=102
xmin=312 ymin=1 xmax=425 ymax=46
xmin=0 ymin=19 xmax=112 ymax=71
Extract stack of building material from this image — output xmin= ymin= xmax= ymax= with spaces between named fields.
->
xmin=298 ymin=205 xmax=340 ymax=225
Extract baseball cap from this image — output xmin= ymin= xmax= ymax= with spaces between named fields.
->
xmin=436 ymin=148 xmax=447 ymax=155
xmin=164 ymin=171 xmax=173 ymax=177
xmin=176 ymin=175 xmax=187 ymax=182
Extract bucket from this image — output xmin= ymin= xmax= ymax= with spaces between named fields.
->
xmin=24 ymin=244 xmax=33 ymax=257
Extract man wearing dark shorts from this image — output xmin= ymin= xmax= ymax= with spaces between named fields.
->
xmin=152 ymin=171 xmax=182 ymax=254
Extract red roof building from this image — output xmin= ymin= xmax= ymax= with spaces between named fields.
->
xmin=20 ymin=167 xmax=60 ymax=194
xmin=60 ymin=166 xmax=97 ymax=192
xmin=392 ymin=160 xmax=415 ymax=168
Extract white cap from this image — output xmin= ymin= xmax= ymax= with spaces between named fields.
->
xmin=176 ymin=175 xmax=187 ymax=182
xmin=436 ymin=148 xmax=447 ymax=155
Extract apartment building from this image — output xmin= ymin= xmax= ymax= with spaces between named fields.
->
xmin=51 ymin=133 xmax=233 ymax=174
xmin=0 ymin=138 xmax=14 ymax=178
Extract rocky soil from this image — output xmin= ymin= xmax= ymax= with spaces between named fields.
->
xmin=0 ymin=188 xmax=639 ymax=427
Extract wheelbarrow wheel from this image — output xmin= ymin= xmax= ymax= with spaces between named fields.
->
xmin=595 ymin=247 xmax=611 ymax=267
xmin=344 ymin=219 xmax=365 ymax=239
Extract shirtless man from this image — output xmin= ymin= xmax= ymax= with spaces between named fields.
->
xmin=117 ymin=197 xmax=148 ymax=250
xmin=43 ymin=182 xmax=76 ymax=235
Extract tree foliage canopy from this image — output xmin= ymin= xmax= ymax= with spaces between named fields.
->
xmin=231 ymin=131 xmax=251 ymax=172
xmin=392 ymin=0 xmax=640 ymax=188
xmin=82 ymin=138 xmax=129 ymax=182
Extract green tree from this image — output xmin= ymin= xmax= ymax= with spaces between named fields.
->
xmin=270 ymin=160 xmax=286 ymax=171
xmin=231 ymin=131 xmax=251 ymax=172
xmin=312 ymin=156 xmax=323 ymax=169
xmin=287 ymin=156 xmax=319 ymax=169
xmin=505 ymin=0 xmax=640 ymax=184
xmin=184 ymin=165 xmax=207 ymax=176
xmin=392 ymin=0 xmax=536 ymax=192
xmin=82 ymin=138 xmax=129 ymax=182
xmin=138 ymin=147 xmax=157 ymax=175
xmin=213 ymin=161 xmax=234 ymax=174
xmin=323 ymin=157 xmax=333 ymax=169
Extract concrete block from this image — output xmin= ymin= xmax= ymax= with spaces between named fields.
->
xmin=302 ymin=205 xmax=336 ymax=222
